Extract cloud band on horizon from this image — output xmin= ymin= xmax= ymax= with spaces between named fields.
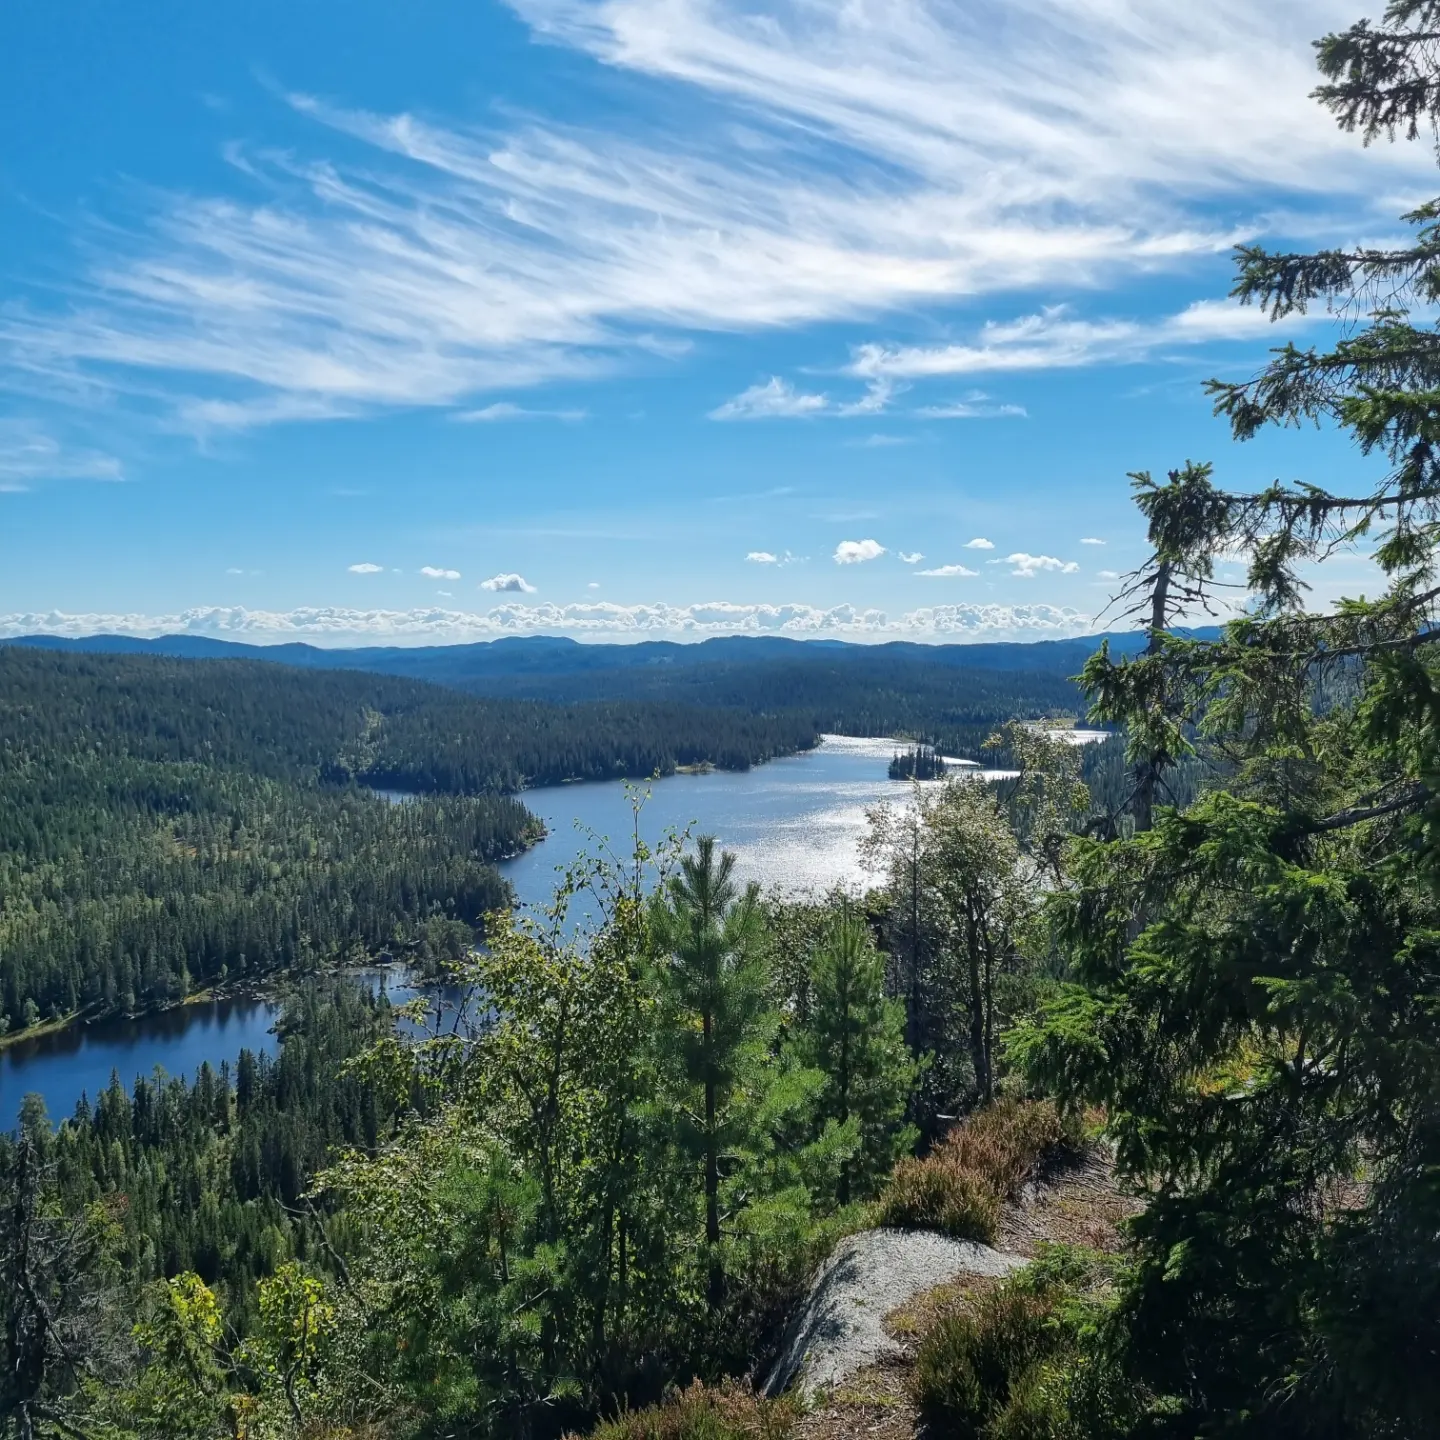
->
xmin=0 ymin=600 xmax=1096 ymax=645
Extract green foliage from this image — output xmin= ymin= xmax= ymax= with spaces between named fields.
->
xmin=0 ymin=645 xmax=1091 ymax=1434
xmin=863 ymin=764 xmax=1062 ymax=1122
xmin=124 ymin=1273 xmax=231 ymax=1438
xmin=790 ymin=913 xmax=918 ymax=1204
xmin=19 ymin=982 xmax=396 ymax=1332
xmin=0 ymin=646 xmax=821 ymax=1029
xmin=911 ymin=1248 xmax=1133 ymax=1440
xmin=274 ymin=830 xmax=856 ymax=1435
xmin=1009 ymin=7 xmax=1440 ymax=1433
xmin=0 ymin=1131 xmax=132 ymax=1439
xmin=0 ymin=645 xmax=820 ymax=794
xmin=649 ymin=838 xmax=826 ymax=1311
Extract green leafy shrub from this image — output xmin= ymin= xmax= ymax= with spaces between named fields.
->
xmin=875 ymin=1098 xmax=1063 ymax=1241
xmin=581 ymin=1381 xmax=796 ymax=1440
xmin=913 ymin=1286 xmax=1065 ymax=1436
xmin=911 ymin=1247 xmax=1135 ymax=1440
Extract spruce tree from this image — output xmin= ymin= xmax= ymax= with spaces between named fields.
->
xmin=1014 ymin=5 xmax=1440 ymax=1431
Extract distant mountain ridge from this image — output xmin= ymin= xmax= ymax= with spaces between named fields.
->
xmin=2 ymin=628 xmax=1223 ymax=695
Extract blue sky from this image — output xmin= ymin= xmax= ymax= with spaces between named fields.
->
xmin=0 ymin=0 xmax=1426 ymax=645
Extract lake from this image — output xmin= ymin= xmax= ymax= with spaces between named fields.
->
xmin=0 ymin=735 xmax=1018 ymax=1128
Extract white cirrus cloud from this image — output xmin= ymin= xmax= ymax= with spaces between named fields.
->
xmin=1080 ymin=537 xmax=1106 ymax=546
xmin=834 ymin=538 xmax=885 ymax=565
xmin=480 ymin=572 xmax=537 ymax=593
xmin=0 ymin=0 xmax=1395 ymax=432
xmin=348 ymin=562 xmax=384 ymax=574
xmin=420 ymin=566 xmax=462 ymax=580
xmin=918 ymin=563 xmax=979 ymax=578
xmin=711 ymin=378 xmax=829 ymax=420
xmin=0 ymin=601 xmax=1096 ymax=644
xmin=0 ymin=422 xmax=123 ymax=486
xmin=746 ymin=551 xmax=779 ymax=564
xmin=835 ymin=378 xmax=899 ymax=418
xmin=963 ymin=538 xmax=995 ymax=550
xmin=849 ymin=298 xmax=1328 ymax=382
xmin=1097 ymin=569 xmax=1120 ymax=579
xmin=992 ymin=552 xmax=1081 ymax=578
xmin=916 ymin=400 xmax=1027 ymax=420
xmin=898 ymin=551 xmax=924 ymax=564
xmin=454 ymin=402 xmax=587 ymax=423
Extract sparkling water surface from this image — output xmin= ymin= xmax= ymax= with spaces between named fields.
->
xmin=0 ymin=736 xmax=1018 ymax=1127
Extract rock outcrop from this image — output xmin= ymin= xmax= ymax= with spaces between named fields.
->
xmin=763 ymin=1228 xmax=1026 ymax=1401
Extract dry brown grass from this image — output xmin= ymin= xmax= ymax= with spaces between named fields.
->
xmin=875 ymin=1099 xmax=1064 ymax=1244
xmin=578 ymin=1381 xmax=797 ymax=1440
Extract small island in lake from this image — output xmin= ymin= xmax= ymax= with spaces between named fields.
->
xmin=889 ymin=744 xmax=947 ymax=780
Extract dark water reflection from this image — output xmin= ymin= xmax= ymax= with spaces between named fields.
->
xmin=0 ymin=995 xmax=283 ymax=1131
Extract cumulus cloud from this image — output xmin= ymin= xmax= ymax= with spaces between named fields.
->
xmin=834 ymin=539 xmax=885 ymax=565
xmin=480 ymin=572 xmax=537 ymax=593
xmin=1080 ymin=537 xmax=1106 ymax=546
xmin=746 ymin=551 xmax=779 ymax=564
xmin=710 ymin=378 xmax=829 ymax=420
xmin=348 ymin=562 xmax=384 ymax=574
xmin=0 ymin=601 xmax=1096 ymax=644
xmin=588 ymin=581 xmax=600 ymax=589
xmin=963 ymin=538 xmax=995 ymax=550
xmin=0 ymin=0 xmax=1391 ymax=432
xmin=993 ymin=552 xmax=1081 ymax=578
xmin=420 ymin=566 xmax=462 ymax=579
xmin=898 ymin=552 xmax=924 ymax=564
xmin=919 ymin=563 xmax=979 ymax=578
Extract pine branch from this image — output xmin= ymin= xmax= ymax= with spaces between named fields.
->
xmin=1308 ymin=782 xmax=1432 ymax=832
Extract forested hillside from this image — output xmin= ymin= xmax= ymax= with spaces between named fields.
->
xmin=0 ymin=648 xmax=821 ymax=792
xmin=2 ymin=639 xmax=1085 ymax=767
xmin=0 ymin=655 xmax=516 ymax=1031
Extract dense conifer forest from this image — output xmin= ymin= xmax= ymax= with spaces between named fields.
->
xmin=0 ymin=648 xmax=823 ymax=792
xmin=26 ymin=984 xmax=397 ymax=1332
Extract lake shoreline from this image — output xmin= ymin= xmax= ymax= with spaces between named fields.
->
xmin=3 ymin=730 xmax=1101 ymax=1125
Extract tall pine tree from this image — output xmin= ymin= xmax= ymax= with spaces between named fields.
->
xmin=648 ymin=837 xmax=774 ymax=1311
xmin=795 ymin=914 xmax=918 ymax=1206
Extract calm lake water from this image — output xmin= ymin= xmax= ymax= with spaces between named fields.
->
xmin=0 ymin=736 xmax=1020 ymax=1128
